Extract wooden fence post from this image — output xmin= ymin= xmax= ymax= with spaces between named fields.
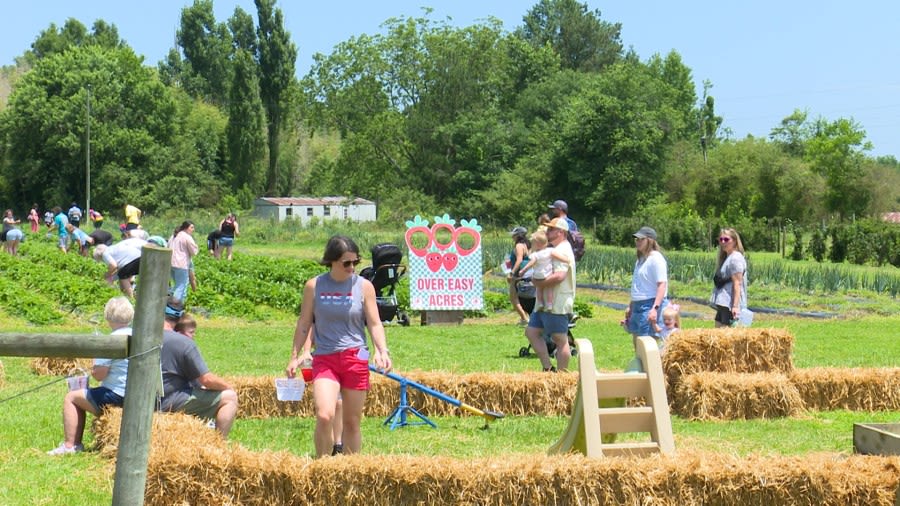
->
xmin=112 ymin=245 xmax=171 ymax=506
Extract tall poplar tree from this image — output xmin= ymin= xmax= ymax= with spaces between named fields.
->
xmin=255 ymin=0 xmax=297 ymax=195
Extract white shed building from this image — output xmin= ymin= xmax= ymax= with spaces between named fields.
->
xmin=252 ymin=196 xmax=377 ymax=224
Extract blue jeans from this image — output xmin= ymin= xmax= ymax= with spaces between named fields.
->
xmin=627 ymin=298 xmax=667 ymax=338
xmin=171 ymin=267 xmax=190 ymax=301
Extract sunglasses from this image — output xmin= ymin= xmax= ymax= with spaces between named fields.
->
xmin=341 ymin=258 xmax=362 ymax=268
xmin=719 ymin=237 xmax=732 ymax=243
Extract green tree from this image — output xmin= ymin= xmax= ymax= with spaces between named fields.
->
xmin=26 ymin=18 xmax=125 ymax=64
xmin=518 ymin=0 xmax=623 ymax=72
xmin=805 ymin=117 xmax=872 ymax=219
xmin=0 ymin=44 xmax=221 ymax=213
xmin=227 ymin=48 xmax=267 ymax=194
xmin=770 ymin=109 xmax=813 ymax=157
xmin=305 ymin=15 xmax=529 ymax=210
xmin=255 ymin=0 xmax=297 ymax=195
xmin=175 ymin=0 xmax=234 ymax=105
xmin=546 ymin=61 xmax=683 ymax=216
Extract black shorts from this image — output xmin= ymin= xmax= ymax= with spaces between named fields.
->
xmin=714 ymin=305 xmax=735 ymax=326
xmin=117 ymin=258 xmax=141 ymax=279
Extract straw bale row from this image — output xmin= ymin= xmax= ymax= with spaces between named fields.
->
xmin=95 ymin=408 xmax=900 ymax=506
xmin=662 ymin=328 xmax=795 ymax=391
xmin=672 ymin=372 xmax=804 ymax=420
xmin=671 ymin=367 xmax=900 ymax=420
xmin=230 ymin=371 xmax=580 ymax=419
xmin=29 ymin=357 xmax=93 ymax=376
xmin=791 ymin=367 xmax=900 ymax=411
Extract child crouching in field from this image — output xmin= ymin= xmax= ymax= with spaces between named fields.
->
xmin=518 ymin=230 xmax=571 ymax=312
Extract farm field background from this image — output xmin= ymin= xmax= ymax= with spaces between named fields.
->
xmin=0 ymin=221 xmax=898 ymax=505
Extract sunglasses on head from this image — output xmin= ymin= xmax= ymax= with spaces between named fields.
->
xmin=341 ymin=258 xmax=361 ymax=268
xmin=719 ymin=237 xmax=731 ymax=243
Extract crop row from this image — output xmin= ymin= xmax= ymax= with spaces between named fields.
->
xmin=482 ymin=239 xmax=900 ymax=296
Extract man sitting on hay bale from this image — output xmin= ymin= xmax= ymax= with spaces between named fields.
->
xmin=159 ymin=298 xmax=238 ymax=438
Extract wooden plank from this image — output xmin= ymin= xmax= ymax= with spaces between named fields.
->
xmin=596 ymin=373 xmax=649 ymax=398
xmin=597 ymin=407 xmax=654 ymax=433
xmin=0 ymin=333 xmax=128 ymax=358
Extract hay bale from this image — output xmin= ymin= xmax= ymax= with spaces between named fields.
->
xmin=93 ymin=407 xmax=226 ymax=457
xmin=29 ymin=357 xmax=93 ymax=376
xmin=231 ymin=371 xmax=579 ymax=419
xmin=94 ymin=407 xmax=900 ymax=505
xmin=791 ymin=368 xmax=900 ymax=411
xmin=672 ymin=372 xmax=803 ymax=420
xmin=663 ymin=328 xmax=794 ymax=391
xmin=141 ymin=446 xmax=900 ymax=506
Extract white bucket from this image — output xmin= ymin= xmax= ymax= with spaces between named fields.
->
xmin=274 ymin=378 xmax=305 ymax=401
xmin=67 ymin=375 xmax=89 ymax=391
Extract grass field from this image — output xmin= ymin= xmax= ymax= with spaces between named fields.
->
xmin=0 ymin=227 xmax=898 ymax=504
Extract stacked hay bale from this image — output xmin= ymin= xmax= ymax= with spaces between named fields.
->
xmin=792 ymin=367 xmax=900 ymax=411
xmin=663 ymin=328 xmax=900 ymax=419
xmin=95 ymin=408 xmax=900 ymax=506
xmin=663 ymin=328 xmax=801 ymax=420
xmin=231 ymin=371 xmax=579 ymax=419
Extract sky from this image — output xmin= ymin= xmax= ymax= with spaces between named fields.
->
xmin=2 ymin=1 xmax=899 ymax=157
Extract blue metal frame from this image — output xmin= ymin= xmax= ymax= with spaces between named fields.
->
xmin=382 ymin=376 xmax=437 ymax=430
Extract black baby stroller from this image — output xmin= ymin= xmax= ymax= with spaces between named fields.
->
xmin=360 ymin=243 xmax=410 ymax=326
xmin=515 ymin=275 xmax=577 ymax=358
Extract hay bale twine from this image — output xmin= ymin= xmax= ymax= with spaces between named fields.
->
xmin=663 ymin=328 xmax=794 ymax=392
xmin=672 ymin=372 xmax=803 ymax=420
xmin=791 ymin=367 xmax=900 ymax=411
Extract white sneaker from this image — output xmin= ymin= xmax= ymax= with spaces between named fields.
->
xmin=47 ymin=442 xmax=84 ymax=456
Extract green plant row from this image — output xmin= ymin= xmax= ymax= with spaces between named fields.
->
xmin=0 ymin=248 xmax=119 ymax=314
xmin=0 ymin=274 xmax=64 ymax=324
xmin=483 ymin=239 xmax=900 ymax=297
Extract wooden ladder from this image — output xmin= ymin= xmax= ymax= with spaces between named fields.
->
xmin=576 ymin=336 xmax=674 ymax=457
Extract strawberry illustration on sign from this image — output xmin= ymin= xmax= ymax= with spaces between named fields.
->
xmin=441 ymin=251 xmax=458 ymax=271
xmin=425 ymin=252 xmax=444 ymax=272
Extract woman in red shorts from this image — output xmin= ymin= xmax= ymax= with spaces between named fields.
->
xmin=286 ymin=235 xmax=392 ymax=457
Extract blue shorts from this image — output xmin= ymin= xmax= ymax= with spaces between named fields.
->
xmin=5 ymin=229 xmax=23 ymax=241
xmin=85 ymin=386 xmax=124 ymax=412
xmin=628 ymin=298 xmax=667 ymax=338
xmin=527 ymin=311 xmax=569 ymax=335
xmin=218 ymin=236 xmax=234 ymax=247
xmin=58 ymin=236 xmax=68 ymax=248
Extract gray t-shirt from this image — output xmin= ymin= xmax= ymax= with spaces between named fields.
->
xmin=312 ymin=273 xmax=368 ymax=355
xmin=713 ymin=251 xmax=748 ymax=309
xmin=159 ymin=330 xmax=209 ymax=411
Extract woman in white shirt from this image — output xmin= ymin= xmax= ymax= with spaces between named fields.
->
xmin=624 ymin=226 xmax=669 ymax=349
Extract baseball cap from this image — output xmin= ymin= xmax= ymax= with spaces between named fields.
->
xmin=509 ymin=226 xmax=527 ymax=237
xmin=548 ymin=200 xmax=568 ymax=213
xmin=548 ymin=217 xmax=569 ymax=232
xmin=633 ymin=226 xmax=657 ymax=241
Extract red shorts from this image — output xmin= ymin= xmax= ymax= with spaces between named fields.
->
xmin=312 ymin=348 xmax=370 ymax=390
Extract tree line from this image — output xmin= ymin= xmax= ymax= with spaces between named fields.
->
xmin=0 ymin=0 xmax=897 ymax=234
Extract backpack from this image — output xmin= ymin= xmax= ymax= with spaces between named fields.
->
xmin=567 ymin=230 xmax=586 ymax=262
